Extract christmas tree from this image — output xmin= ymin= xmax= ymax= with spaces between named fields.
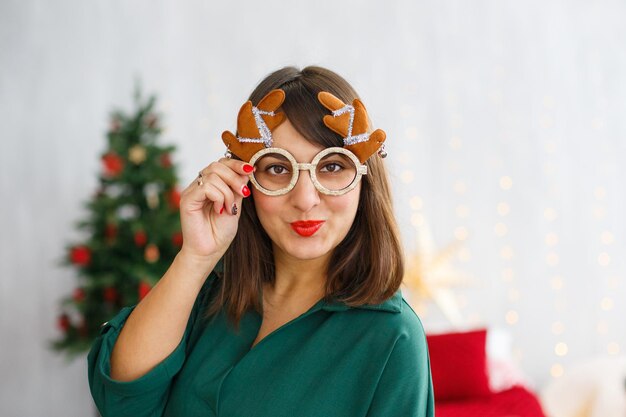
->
xmin=50 ymin=84 xmax=183 ymax=360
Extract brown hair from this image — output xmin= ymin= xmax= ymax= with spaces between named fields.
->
xmin=202 ymin=65 xmax=404 ymax=330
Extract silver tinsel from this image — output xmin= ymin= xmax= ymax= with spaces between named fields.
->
xmin=236 ymin=107 xmax=275 ymax=147
xmin=332 ymin=104 xmax=370 ymax=146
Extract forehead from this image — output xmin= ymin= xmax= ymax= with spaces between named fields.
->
xmin=271 ymin=118 xmax=324 ymax=161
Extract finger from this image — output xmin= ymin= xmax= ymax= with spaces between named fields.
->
xmin=228 ymin=181 xmax=245 ymax=217
xmin=216 ymin=157 xmax=255 ymax=177
xmin=200 ymin=181 xmax=227 ymax=215
xmin=207 ymin=160 xmax=253 ymax=198
xmin=203 ymin=172 xmax=236 ymax=215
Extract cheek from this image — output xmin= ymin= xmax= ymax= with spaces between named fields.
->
xmin=330 ymin=184 xmax=361 ymax=221
xmin=251 ymin=192 xmax=283 ymax=233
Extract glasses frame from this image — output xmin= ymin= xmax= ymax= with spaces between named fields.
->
xmin=247 ymin=146 xmax=368 ymax=196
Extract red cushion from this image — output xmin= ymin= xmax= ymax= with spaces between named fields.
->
xmin=435 ymin=385 xmax=547 ymax=417
xmin=426 ymin=328 xmax=492 ymax=401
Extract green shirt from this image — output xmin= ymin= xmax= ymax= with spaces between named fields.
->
xmin=87 ymin=267 xmax=435 ymax=417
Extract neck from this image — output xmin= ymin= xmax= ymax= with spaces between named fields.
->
xmin=265 ymin=249 xmax=329 ymax=306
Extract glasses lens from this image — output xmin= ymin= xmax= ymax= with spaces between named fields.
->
xmin=316 ymin=152 xmax=357 ymax=191
xmin=252 ymin=152 xmax=294 ymax=192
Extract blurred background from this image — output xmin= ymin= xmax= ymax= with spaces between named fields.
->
xmin=1 ymin=0 xmax=625 ymax=416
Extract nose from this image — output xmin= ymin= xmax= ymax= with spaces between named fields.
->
xmin=289 ymin=169 xmax=320 ymax=212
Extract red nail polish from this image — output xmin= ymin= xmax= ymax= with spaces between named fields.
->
xmin=243 ymin=164 xmax=254 ymax=173
xmin=219 ymin=206 xmax=224 ymax=214
xmin=242 ymin=185 xmax=250 ymax=197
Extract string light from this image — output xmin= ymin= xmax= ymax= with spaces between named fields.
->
xmin=550 ymin=276 xmax=564 ymax=290
xmin=551 ymin=321 xmax=565 ymax=335
xmin=453 ymin=180 xmax=467 ymax=195
xmin=594 ymin=186 xmax=606 ymax=200
xmin=454 ymin=226 xmax=469 ymax=241
xmin=410 ymin=212 xmax=424 ymax=227
xmin=554 ymin=342 xmax=568 ymax=356
xmin=400 ymin=170 xmax=414 ymax=184
xmin=502 ymin=268 xmax=514 ymax=282
xmin=494 ymin=222 xmax=508 ymax=236
xmin=409 ymin=196 xmax=423 ymax=210
xmin=458 ymin=247 xmax=471 ymax=262
xmin=592 ymin=205 xmax=606 ymax=219
xmin=600 ymin=231 xmax=614 ymax=244
xmin=544 ymin=140 xmax=557 ymax=153
xmin=550 ymin=363 xmax=564 ymax=378
xmin=600 ymin=297 xmax=614 ymax=311
xmin=497 ymin=202 xmax=510 ymax=216
xmin=499 ymin=176 xmax=513 ymax=190
xmin=539 ymin=114 xmax=553 ymax=129
xmin=505 ymin=310 xmax=519 ymax=325
xmin=607 ymin=342 xmax=620 ymax=355
xmin=405 ymin=126 xmax=419 ymax=141
xmin=545 ymin=232 xmax=559 ymax=246
xmin=455 ymin=204 xmax=470 ymax=218
xmin=543 ymin=207 xmax=558 ymax=221
xmin=598 ymin=252 xmax=610 ymax=266
xmin=500 ymin=245 xmax=514 ymax=260
xmin=546 ymin=252 xmax=559 ymax=266
xmin=449 ymin=136 xmax=462 ymax=150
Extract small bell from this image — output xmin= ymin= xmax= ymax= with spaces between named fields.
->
xmin=378 ymin=144 xmax=388 ymax=158
xmin=224 ymin=148 xmax=232 ymax=159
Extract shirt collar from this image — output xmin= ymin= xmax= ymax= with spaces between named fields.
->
xmin=319 ymin=288 xmax=403 ymax=314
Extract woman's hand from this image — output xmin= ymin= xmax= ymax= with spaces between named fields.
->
xmin=178 ymin=157 xmax=253 ymax=263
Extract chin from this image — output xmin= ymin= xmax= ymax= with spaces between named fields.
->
xmin=281 ymin=240 xmax=332 ymax=261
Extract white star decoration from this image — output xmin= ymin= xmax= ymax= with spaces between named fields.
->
xmin=403 ymin=220 xmax=478 ymax=327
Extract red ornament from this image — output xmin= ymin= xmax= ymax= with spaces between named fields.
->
xmin=160 ymin=153 xmax=172 ymax=168
xmin=73 ymin=288 xmax=86 ymax=303
xmin=172 ymin=231 xmax=183 ymax=247
xmin=57 ymin=314 xmax=71 ymax=332
xmin=144 ymin=243 xmax=160 ymax=263
xmin=167 ymin=188 xmax=181 ymax=210
xmin=70 ymin=245 xmax=91 ymax=266
xmin=103 ymin=286 xmax=118 ymax=303
xmin=102 ymin=152 xmax=124 ymax=177
xmin=134 ymin=230 xmax=147 ymax=246
xmin=138 ymin=281 xmax=152 ymax=300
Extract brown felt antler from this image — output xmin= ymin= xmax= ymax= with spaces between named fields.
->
xmin=221 ymin=89 xmax=286 ymax=162
xmin=317 ymin=91 xmax=387 ymax=163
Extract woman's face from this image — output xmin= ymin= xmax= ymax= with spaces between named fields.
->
xmin=251 ymin=117 xmax=361 ymax=264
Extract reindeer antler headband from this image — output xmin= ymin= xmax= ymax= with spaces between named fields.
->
xmin=221 ymin=89 xmax=387 ymax=163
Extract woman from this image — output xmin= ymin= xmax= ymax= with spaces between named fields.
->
xmin=87 ymin=65 xmax=434 ymax=417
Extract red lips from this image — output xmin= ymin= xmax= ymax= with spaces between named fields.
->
xmin=290 ymin=220 xmax=325 ymax=237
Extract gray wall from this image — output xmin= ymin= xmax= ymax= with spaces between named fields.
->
xmin=1 ymin=0 xmax=625 ymax=415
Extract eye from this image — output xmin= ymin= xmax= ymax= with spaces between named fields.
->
xmin=267 ymin=164 xmax=290 ymax=175
xmin=320 ymin=162 xmax=344 ymax=173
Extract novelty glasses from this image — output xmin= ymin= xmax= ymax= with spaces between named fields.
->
xmin=247 ymin=147 xmax=367 ymax=196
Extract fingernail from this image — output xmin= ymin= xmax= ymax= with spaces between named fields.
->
xmin=231 ymin=203 xmax=238 ymax=215
xmin=242 ymin=185 xmax=250 ymax=197
xmin=243 ymin=164 xmax=254 ymax=173
xmin=220 ymin=206 xmax=224 ymax=214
